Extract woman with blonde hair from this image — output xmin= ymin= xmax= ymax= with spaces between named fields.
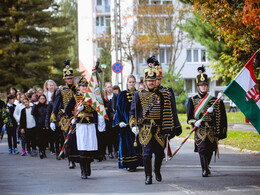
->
xmin=43 ymin=79 xmax=57 ymax=102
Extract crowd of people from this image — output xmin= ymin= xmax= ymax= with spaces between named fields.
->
xmin=0 ymin=58 xmax=227 ymax=185
xmin=0 ymin=80 xmax=124 ymax=159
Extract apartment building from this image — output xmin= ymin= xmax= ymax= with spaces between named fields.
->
xmin=78 ymin=0 xmax=226 ymax=97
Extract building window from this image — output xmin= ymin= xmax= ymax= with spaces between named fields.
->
xmin=138 ymin=53 xmax=144 ymax=64
xmin=166 ymin=18 xmax=171 ymax=31
xmin=163 ymin=0 xmax=172 ymax=4
xmin=185 ymin=79 xmax=192 ymax=93
xmin=151 ymin=0 xmax=161 ymax=5
xmin=187 ymin=49 xmax=192 ymax=62
xmin=138 ymin=0 xmax=149 ymax=4
xmin=105 ymin=16 xmax=110 ymax=27
xmin=193 ymin=49 xmax=198 ymax=62
xmin=187 ymin=49 xmax=207 ymax=63
xmin=97 ymin=0 xmax=102 ymax=6
xmin=100 ymin=17 xmax=104 ymax=26
xmin=166 ymin=48 xmax=171 ymax=63
xmin=96 ymin=17 xmax=99 ymax=26
xmin=201 ymin=49 xmax=206 ymax=62
xmin=160 ymin=49 xmax=165 ymax=63
xmin=216 ymin=77 xmax=223 ymax=86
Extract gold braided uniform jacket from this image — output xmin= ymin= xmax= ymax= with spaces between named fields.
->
xmin=51 ymin=84 xmax=77 ymax=132
xmin=187 ymin=93 xmax=227 ymax=152
xmin=65 ymin=93 xmax=96 ymax=125
xmin=129 ymin=87 xmax=182 ymax=148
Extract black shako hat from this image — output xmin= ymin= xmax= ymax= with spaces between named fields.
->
xmin=78 ymin=77 xmax=88 ymax=86
xmin=63 ymin=59 xmax=74 ymax=79
xmin=196 ymin=65 xmax=208 ymax=86
xmin=144 ymin=56 xmax=157 ymax=81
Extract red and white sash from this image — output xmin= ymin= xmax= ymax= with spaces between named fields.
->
xmin=194 ymin=93 xmax=212 ymax=120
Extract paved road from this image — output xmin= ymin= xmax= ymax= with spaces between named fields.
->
xmin=0 ymin=136 xmax=260 ymax=195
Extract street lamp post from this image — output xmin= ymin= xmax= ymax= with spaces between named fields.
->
xmin=101 ymin=64 xmax=107 ymax=87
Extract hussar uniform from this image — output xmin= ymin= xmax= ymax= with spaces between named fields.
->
xmin=187 ymin=66 xmax=227 ymax=177
xmin=51 ymin=60 xmax=79 ymax=167
xmin=65 ymin=77 xmax=98 ymax=179
xmin=129 ymin=56 xmax=182 ymax=185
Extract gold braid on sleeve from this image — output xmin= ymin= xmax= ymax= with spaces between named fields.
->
xmin=50 ymin=112 xmax=56 ymax=123
xmin=129 ymin=116 xmax=136 ymax=128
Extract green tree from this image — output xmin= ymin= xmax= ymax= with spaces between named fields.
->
xmin=179 ymin=0 xmax=260 ymax=84
xmin=59 ymin=0 xmax=78 ymax=67
xmin=96 ymin=29 xmax=112 ymax=84
xmin=0 ymin=0 xmax=72 ymax=92
xmin=161 ymin=72 xmax=187 ymax=114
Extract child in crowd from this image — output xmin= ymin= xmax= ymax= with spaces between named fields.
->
xmin=43 ymin=79 xmax=57 ymax=103
xmin=32 ymin=94 xmax=49 ymax=159
xmin=2 ymin=94 xmax=19 ymax=154
xmin=13 ymin=93 xmax=28 ymax=155
xmin=20 ymin=97 xmax=37 ymax=156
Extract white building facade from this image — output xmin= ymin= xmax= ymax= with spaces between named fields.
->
xmin=78 ymin=0 xmax=226 ymax=97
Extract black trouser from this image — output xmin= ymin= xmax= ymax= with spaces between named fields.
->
xmin=47 ymin=128 xmax=55 ymax=152
xmin=25 ymin=128 xmax=36 ymax=152
xmin=54 ymin=126 xmax=64 ymax=155
xmin=112 ymin=126 xmax=119 ymax=153
xmin=97 ymin=131 xmax=107 ymax=156
xmin=20 ymin=131 xmax=26 ymax=151
xmin=6 ymin=126 xmax=17 ymax=149
xmin=38 ymin=127 xmax=47 ymax=152
xmin=106 ymin=127 xmax=113 ymax=154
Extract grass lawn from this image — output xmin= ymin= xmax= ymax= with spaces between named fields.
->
xmin=179 ymin=124 xmax=260 ymax=151
xmin=178 ymin=111 xmax=246 ymax=123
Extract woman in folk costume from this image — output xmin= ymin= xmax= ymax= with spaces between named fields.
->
xmin=113 ymin=75 xmax=143 ymax=172
xmin=65 ymin=77 xmax=98 ymax=179
xmin=187 ymin=66 xmax=227 ymax=177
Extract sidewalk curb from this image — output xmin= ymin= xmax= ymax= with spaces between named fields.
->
xmin=172 ymin=137 xmax=260 ymax=155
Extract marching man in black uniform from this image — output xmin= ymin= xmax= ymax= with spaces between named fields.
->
xmin=129 ymin=57 xmax=182 ymax=185
xmin=187 ymin=66 xmax=227 ymax=177
xmin=65 ymin=77 xmax=98 ymax=179
xmin=50 ymin=60 xmax=78 ymax=168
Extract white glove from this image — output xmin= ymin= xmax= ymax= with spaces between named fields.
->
xmin=131 ymin=127 xmax=139 ymax=135
xmin=195 ymin=119 xmax=202 ymax=128
xmin=207 ymin=107 xmax=214 ymax=113
xmin=71 ymin=118 xmax=76 ymax=125
xmin=119 ymin=122 xmax=127 ymax=128
xmin=78 ymin=104 xmax=84 ymax=111
xmin=50 ymin=122 xmax=56 ymax=131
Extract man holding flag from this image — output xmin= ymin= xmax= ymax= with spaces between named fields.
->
xmin=187 ymin=65 xmax=227 ymax=177
xmin=223 ymin=51 xmax=260 ymax=134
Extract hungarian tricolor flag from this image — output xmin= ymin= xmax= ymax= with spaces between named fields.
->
xmin=84 ymin=68 xmax=108 ymax=120
xmin=223 ymin=52 xmax=260 ymax=134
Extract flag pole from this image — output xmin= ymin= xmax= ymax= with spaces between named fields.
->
xmin=168 ymin=95 xmax=223 ymax=160
xmin=57 ymin=97 xmax=85 ymax=159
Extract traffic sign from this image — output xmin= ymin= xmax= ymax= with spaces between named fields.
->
xmin=112 ymin=62 xmax=123 ymax=74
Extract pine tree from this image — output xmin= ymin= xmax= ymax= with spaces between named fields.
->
xmin=161 ymin=72 xmax=187 ymax=114
xmin=0 ymin=0 xmax=72 ymax=92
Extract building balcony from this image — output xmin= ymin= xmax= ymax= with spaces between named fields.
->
xmin=136 ymin=4 xmax=174 ymax=15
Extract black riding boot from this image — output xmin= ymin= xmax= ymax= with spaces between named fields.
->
xmin=154 ymin=157 xmax=163 ymax=182
xmin=144 ymin=156 xmax=152 ymax=185
xmin=206 ymin=151 xmax=213 ymax=174
xmin=199 ymin=153 xmax=208 ymax=177
xmin=86 ymin=160 xmax=91 ymax=176
xmin=80 ymin=161 xmax=87 ymax=179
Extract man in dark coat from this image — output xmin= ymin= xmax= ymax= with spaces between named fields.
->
xmin=187 ymin=66 xmax=227 ymax=177
xmin=50 ymin=60 xmax=78 ymax=168
xmin=129 ymin=56 xmax=182 ymax=185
